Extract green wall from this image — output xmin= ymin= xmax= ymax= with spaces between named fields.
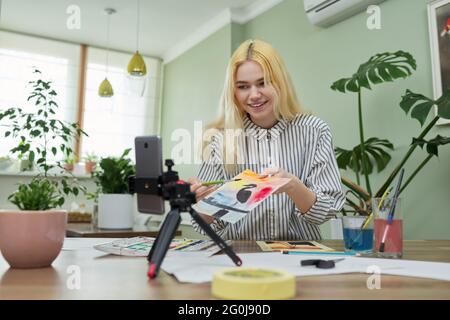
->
xmin=161 ymin=24 xmax=233 ymax=179
xmin=161 ymin=0 xmax=450 ymax=239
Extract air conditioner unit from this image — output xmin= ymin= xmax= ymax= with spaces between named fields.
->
xmin=304 ymin=0 xmax=386 ymax=28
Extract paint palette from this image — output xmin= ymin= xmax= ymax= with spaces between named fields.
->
xmin=93 ymin=237 xmax=230 ymax=257
xmin=192 ymin=170 xmax=290 ymax=223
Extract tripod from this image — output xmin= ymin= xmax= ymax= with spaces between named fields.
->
xmin=130 ymin=160 xmax=242 ymax=279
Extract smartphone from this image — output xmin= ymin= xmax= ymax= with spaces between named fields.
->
xmin=134 ymin=136 xmax=165 ymax=214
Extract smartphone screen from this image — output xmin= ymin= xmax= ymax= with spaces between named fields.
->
xmin=135 ymin=136 xmax=165 ymax=214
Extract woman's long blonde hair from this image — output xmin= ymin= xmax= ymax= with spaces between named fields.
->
xmin=203 ymin=39 xmax=308 ymax=172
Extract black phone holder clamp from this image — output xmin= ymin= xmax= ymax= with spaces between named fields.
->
xmin=129 ymin=159 xmax=192 ymax=208
xmin=128 ymin=159 xmax=242 ymax=279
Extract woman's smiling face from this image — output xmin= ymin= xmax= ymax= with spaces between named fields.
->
xmin=234 ymin=60 xmax=277 ymax=129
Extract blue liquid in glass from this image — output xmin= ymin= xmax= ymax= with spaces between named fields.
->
xmin=343 ymin=228 xmax=373 ymax=252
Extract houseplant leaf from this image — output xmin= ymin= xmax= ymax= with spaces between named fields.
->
xmin=400 ymin=89 xmax=450 ymax=126
xmin=412 ymin=135 xmax=450 ymax=157
xmin=331 ymin=51 xmax=416 ymax=93
xmin=436 ymin=89 xmax=450 ymax=119
xmin=335 ymin=137 xmax=394 ymax=175
xmin=376 ymin=89 xmax=448 ymax=198
xmin=400 ymin=90 xmax=435 ymax=126
xmin=91 ymin=148 xmax=135 ymax=197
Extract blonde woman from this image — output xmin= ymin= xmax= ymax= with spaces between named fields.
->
xmin=189 ymin=39 xmax=344 ymax=240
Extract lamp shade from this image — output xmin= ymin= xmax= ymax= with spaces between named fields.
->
xmin=98 ymin=77 xmax=114 ymax=97
xmin=127 ymin=51 xmax=147 ymax=76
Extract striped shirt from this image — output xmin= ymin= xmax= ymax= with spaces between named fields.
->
xmin=192 ymin=114 xmax=345 ymax=240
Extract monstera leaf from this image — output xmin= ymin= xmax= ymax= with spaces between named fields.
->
xmin=331 ymin=51 xmax=416 ymax=93
xmin=400 ymin=89 xmax=450 ymax=126
xmin=335 ymin=137 xmax=394 ymax=175
xmin=412 ymin=135 xmax=450 ymax=156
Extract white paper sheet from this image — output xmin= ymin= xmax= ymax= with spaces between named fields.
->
xmin=62 ymin=237 xmax=118 ymax=251
xmin=161 ymin=252 xmax=450 ymax=283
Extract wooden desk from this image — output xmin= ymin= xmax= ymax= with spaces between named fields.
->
xmin=1 ymin=240 xmax=450 ymax=299
xmin=66 ymin=223 xmax=182 ymax=238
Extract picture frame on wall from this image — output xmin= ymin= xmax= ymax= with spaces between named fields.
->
xmin=428 ymin=0 xmax=450 ymax=125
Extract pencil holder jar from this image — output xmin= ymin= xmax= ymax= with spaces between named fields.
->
xmin=373 ymin=197 xmax=403 ymax=258
xmin=341 ymin=215 xmax=374 ymax=254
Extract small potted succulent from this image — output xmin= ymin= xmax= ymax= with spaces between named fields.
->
xmin=83 ymin=152 xmax=98 ymax=174
xmin=0 ymin=69 xmax=87 ymax=268
xmin=63 ymin=155 xmax=77 ymax=172
xmin=90 ymin=149 xmax=135 ymax=229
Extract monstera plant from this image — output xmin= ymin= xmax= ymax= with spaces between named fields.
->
xmin=331 ymin=51 xmax=450 ymax=215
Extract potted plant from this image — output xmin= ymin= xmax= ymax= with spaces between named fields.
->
xmin=0 ymin=69 xmax=87 ymax=268
xmin=83 ymin=152 xmax=98 ymax=174
xmin=90 ymin=148 xmax=135 ymax=229
xmin=331 ymin=51 xmax=450 ymax=219
xmin=63 ymin=155 xmax=77 ymax=172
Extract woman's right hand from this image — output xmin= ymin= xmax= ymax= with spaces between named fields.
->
xmin=188 ymin=178 xmax=218 ymax=224
xmin=188 ymin=178 xmax=219 ymax=202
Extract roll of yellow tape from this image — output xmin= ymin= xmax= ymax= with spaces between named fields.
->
xmin=212 ymin=268 xmax=296 ymax=300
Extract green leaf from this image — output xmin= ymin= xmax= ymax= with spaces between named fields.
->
xmin=400 ymin=90 xmax=436 ymax=126
xmin=331 ymin=51 xmax=416 ymax=93
xmin=410 ymin=102 xmax=434 ymax=126
xmin=412 ymin=135 xmax=450 ymax=157
xmin=334 ymin=137 xmax=394 ymax=175
xmin=30 ymin=130 xmax=41 ymax=137
xmin=92 ymin=149 xmax=135 ymax=194
xmin=29 ymin=151 xmax=35 ymax=163
xmin=330 ymin=78 xmax=348 ymax=93
xmin=436 ymin=89 xmax=450 ymax=119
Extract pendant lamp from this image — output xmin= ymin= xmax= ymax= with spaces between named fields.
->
xmin=99 ymin=8 xmax=115 ymax=97
xmin=127 ymin=0 xmax=147 ymax=77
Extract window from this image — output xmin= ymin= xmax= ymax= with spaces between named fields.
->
xmin=0 ymin=31 xmax=80 ymax=162
xmin=0 ymin=31 xmax=162 ymax=166
xmin=81 ymin=48 xmax=161 ymax=160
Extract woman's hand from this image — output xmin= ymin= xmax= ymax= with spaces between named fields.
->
xmin=261 ymin=167 xmax=300 ymax=194
xmin=262 ymin=167 xmax=316 ymax=213
xmin=188 ymin=178 xmax=220 ymax=201
xmin=188 ymin=178 xmax=218 ymax=224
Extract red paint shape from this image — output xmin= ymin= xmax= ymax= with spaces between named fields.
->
xmin=251 ymin=187 xmax=273 ymax=203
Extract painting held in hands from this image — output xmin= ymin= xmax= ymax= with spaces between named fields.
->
xmin=192 ymin=170 xmax=290 ymax=223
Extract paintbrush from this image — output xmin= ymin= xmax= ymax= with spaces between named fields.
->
xmin=201 ymin=179 xmax=242 ymax=186
xmin=347 ymin=186 xmax=392 ymax=250
xmin=379 ymin=168 xmax=405 ymax=253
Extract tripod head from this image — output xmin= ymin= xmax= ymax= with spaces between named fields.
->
xmin=128 ymin=159 xmax=196 ymax=212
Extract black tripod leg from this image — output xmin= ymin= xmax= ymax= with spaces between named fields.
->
xmin=190 ymin=208 xmax=242 ymax=266
xmin=147 ymin=208 xmax=181 ymax=279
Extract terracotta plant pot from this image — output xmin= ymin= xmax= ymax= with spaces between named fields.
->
xmin=85 ymin=161 xmax=96 ymax=174
xmin=0 ymin=210 xmax=67 ymax=268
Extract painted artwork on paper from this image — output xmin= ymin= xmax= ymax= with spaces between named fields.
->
xmin=192 ymin=170 xmax=290 ymax=223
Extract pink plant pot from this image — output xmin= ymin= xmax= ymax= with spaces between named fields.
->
xmin=0 ymin=210 xmax=67 ymax=268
